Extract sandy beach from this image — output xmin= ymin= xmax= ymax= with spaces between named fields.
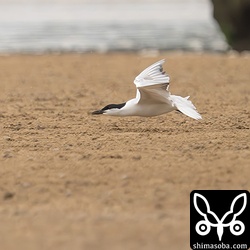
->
xmin=0 ymin=52 xmax=249 ymax=250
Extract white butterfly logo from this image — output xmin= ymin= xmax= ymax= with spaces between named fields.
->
xmin=193 ymin=193 xmax=247 ymax=241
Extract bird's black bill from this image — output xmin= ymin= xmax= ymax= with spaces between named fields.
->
xmin=92 ymin=110 xmax=104 ymax=115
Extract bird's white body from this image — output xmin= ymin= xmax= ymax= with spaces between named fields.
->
xmin=92 ymin=59 xmax=202 ymax=120
xmin=108 ymin=94 xmax=175 ymax=117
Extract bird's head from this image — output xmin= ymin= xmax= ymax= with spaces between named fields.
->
xmin=92 ymin=103 xmax=126 ymax=115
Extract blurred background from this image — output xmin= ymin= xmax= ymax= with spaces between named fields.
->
xmin=0 ymin=0 xmax=249 ymax=54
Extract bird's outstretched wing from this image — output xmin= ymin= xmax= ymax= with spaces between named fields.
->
xmin=134 ymin=59 xmax=170 ymax=88
xmin=134 ymin=59 xmax=171 ymax=104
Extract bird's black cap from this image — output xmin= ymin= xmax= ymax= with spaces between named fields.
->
xmin=92 ymin=102 xmax=126 ymax=115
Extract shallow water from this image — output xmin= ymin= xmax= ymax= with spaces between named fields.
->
xmin=0 ymin=0 xmax=228 ymax=53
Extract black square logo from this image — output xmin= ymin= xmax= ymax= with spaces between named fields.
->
xmin=190 ymin=190 xmax=250 ymax=250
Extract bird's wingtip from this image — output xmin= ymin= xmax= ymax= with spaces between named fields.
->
xmin=159 ymin=59 xmax=165 ymax=64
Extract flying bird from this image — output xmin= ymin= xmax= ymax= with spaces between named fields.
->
xmin=92 ymin=59 xmax=202 ymax=120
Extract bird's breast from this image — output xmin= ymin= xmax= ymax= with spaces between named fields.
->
xmin=121 ymin=102 xmax=175 ymax=117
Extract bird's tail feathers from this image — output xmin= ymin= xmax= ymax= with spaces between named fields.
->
xmin=170 ymin=95 xmax=202 ymax=120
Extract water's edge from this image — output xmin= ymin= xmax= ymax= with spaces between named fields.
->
xmin=0 ymin=1 xmax=228 ymax=53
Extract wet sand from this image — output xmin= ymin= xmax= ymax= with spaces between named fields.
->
xmin=0 ymin=52 xmax=249 ymax=250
